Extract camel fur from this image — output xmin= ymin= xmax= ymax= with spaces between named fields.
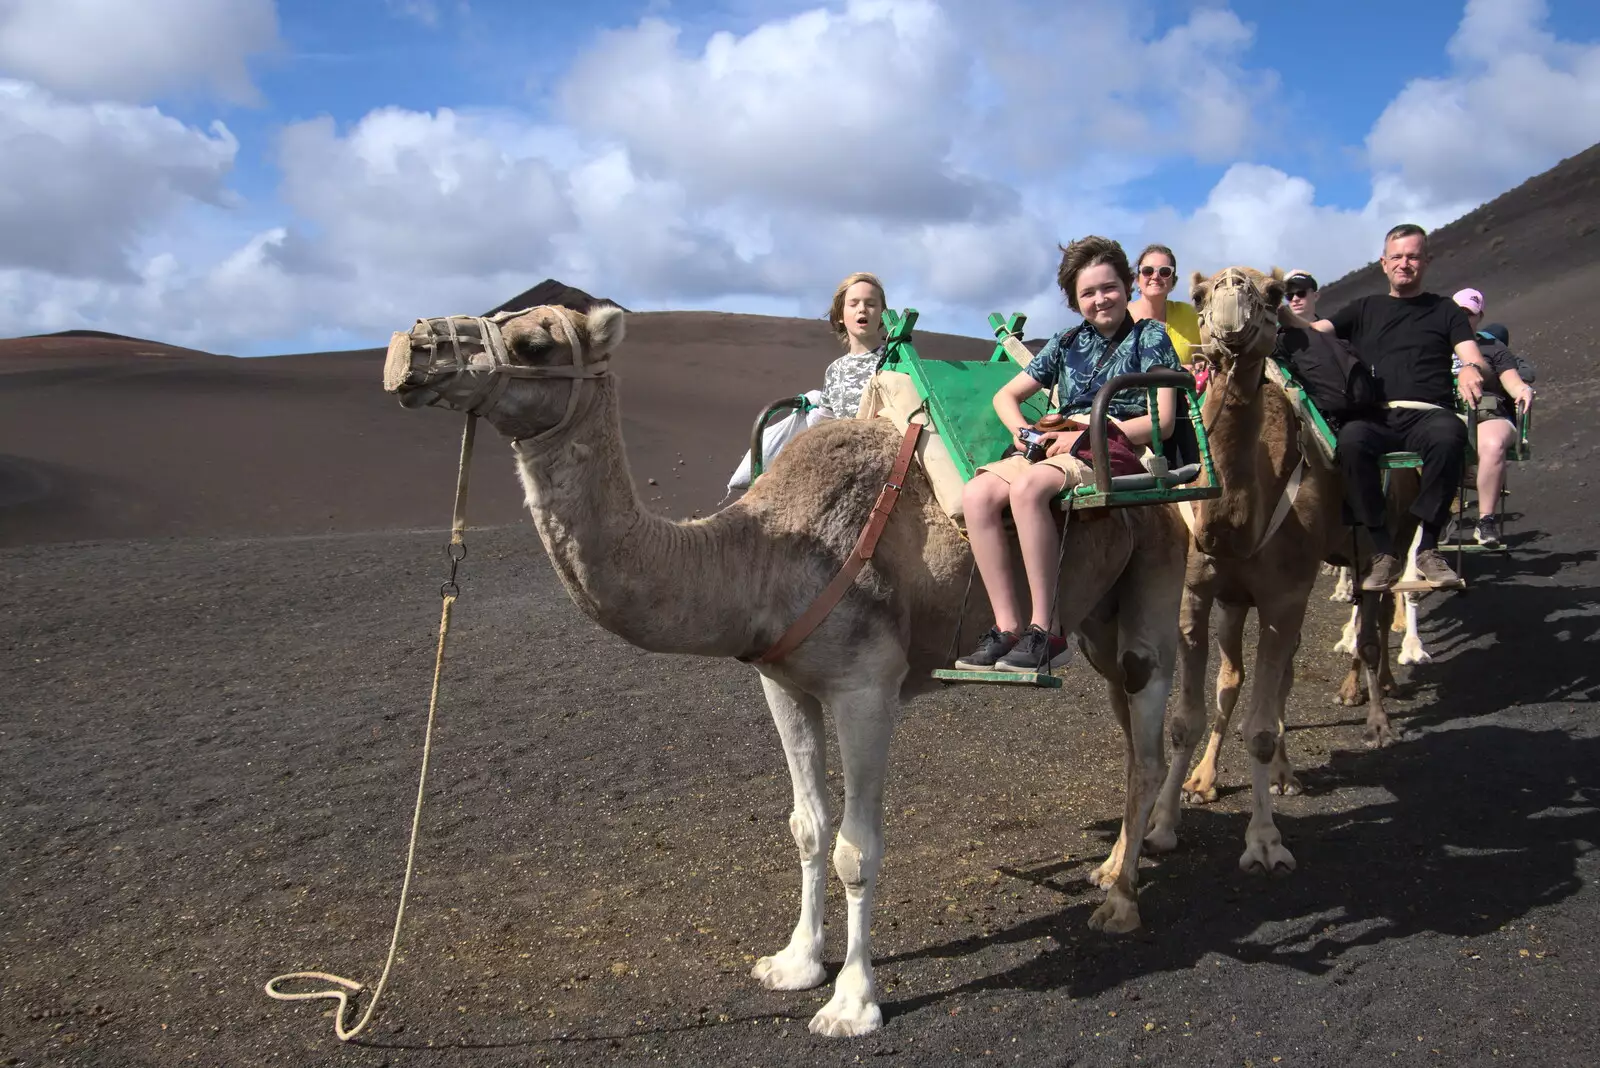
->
xmin=384 ymin=304 xmax=1191 ymax=1038
xmin=1156 ymin=267 xmax=1417 ymax=877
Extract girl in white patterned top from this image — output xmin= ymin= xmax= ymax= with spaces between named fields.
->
xmin=821 ymin=272 xmax=887 ymax=418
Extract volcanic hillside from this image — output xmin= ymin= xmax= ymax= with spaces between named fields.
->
xmin=0 ymin=289 xmax=998 ymax=546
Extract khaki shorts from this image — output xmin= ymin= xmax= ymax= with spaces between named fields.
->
xmin=975 ymin=452 xmax=1091 ymax=489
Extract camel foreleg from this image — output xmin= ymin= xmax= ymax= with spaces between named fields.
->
xmin=751 ymin=675 xmax=829 ymax=993
xmin=1183 ymin=600 xmax=1248 ymax=804
xmin=1396 ymin=590 xmax=1431 ymax=665
xmin=1238 ymin=616 xmax=1299 ymax=876
xmin=1334 ymin=602 xmax=1359 ymax=656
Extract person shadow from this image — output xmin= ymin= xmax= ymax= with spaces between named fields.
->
xmin=878 ymin=531 xmax=1600 ymax=1019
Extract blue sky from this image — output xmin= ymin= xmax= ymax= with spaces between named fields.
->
xmin=3 ymin=0 xmax=1599 ymax=354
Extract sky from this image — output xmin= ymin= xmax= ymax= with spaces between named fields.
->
xmin=1 ymin=0 xmax=1599 ymax=356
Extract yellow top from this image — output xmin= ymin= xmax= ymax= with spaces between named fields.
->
xmin=1161 ymin=300 xmax=1203 ymax=366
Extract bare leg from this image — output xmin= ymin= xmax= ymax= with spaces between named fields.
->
xmin=1184 ymin=600 xmax=1247 ymax=803
xmin=751 ymin=675 xmax=829 ymax=992
xmin=1010 ymin=464 xmax=1070 ymax=630
xmin=808 ymin=684 xmax=898 ymax=1037
xmin=1476 ymin=419 xmax=1515 ymax=515
xmin=963 ymin=472 xmax=1026 ymax=633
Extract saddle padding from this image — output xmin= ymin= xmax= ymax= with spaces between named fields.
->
xmin=858 ymin=370 xmax=969 ymax=523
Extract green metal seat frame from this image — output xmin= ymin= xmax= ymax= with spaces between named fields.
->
xmin=877 ymin=309 xmax=1221 ymax=512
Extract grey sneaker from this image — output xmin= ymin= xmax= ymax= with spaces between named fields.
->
xmin=954 ymin=627 xmax=1019 ymax=670
xmin=1415 ymin=549 xmax=1466 ymax=590
xmin=1361 ymin=552 xmax=1403 ymax=592
xmin=1475 ymin=515 xmax=1502 ymax=547
xmin=996 ymin=625 xmax=1073 ymax=673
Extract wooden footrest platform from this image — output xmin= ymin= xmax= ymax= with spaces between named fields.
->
xmin=1390 ymin=578 xmax=1468 ymax=594
xmin=932 ymin=668 xmax=1064 ymax=688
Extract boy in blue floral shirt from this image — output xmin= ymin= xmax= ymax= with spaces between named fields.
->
xmin=956 ymin=236 xmax=1180 ymax=672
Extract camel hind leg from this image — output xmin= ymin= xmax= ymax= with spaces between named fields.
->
xmin=1183 ymin=600 xmax=1248 ymax=804
xmin=1147 ymin=576 xmax=1211 ymax=851
xmin=751 ymin=675 xmax=829 ymax=993
xmin=807 ymin=678 xmax=900 ymax=1037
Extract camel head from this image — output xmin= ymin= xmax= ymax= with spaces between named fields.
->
xmin=1189 ymin=266 xmax=1284 ymax=383
xmin=382 ymin=303 xmax=625 ymax=441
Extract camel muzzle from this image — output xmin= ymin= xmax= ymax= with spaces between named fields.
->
xmin=382 ymin=308 xmax=613 ymax=423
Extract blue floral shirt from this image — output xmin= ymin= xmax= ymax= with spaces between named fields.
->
xmin=1023 ymin=317 xmax=1180 ymax=421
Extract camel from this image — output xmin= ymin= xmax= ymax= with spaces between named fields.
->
xmin=1149 ymin=267 xmax=1415 ymax=877
xmin=381 ymin=303 xmax=1192 ymax=1037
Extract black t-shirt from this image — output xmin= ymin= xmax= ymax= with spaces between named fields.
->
xmin=1328 ymin=292 xmax=1473 ymax=406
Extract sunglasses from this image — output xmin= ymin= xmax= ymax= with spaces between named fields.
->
xmin=1138 ymin=265 xmax=1175 ymax=279
xmin=1286 ymin=287 xmax=1316 ymax=299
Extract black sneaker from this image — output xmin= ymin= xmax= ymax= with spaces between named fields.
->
xmin=996 ymin=624 xmax=1073 ymax=673
xmin=954 ymin=627 xmax=1019 ymax=670
xmin=1475 ymin=515 xmax=1502 ymax=547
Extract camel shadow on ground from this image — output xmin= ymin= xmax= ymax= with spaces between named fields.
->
xmin=879 ymin=532 xmax=1600 ymax=1022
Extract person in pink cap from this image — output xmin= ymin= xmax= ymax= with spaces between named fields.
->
xmin=1451 ymin=288 xmax=1534 ymax=546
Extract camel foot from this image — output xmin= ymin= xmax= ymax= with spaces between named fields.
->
xmin=808 ymin=993 xmax=882 ymax=1038
xmin=751 ymin=947 xmax=826 ymax=991
xmin=1088 ymin=855 xmax=1120 ymax=891
xmin=1239 ymin=835 xmax=1296 ymax=877
xmin=1181 ymin=771 xmax=1220 ymax=805
xmin=1268 ymin=769 xmax=1303 ymax=797
xmin=1363 ymin=719 xmax=1401 ymax=748
xmin=1397 ymin=645 xmax=1432 ymax=667
xmin=1088 ymin=893 xmax=1142 ymax=934
xmin=1143 ymin=824 xmax=1178 ymax=854
xmin=1336 ymin=677 xmax=1365 ymax=707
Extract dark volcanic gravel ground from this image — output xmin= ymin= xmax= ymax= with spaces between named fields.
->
xmin=3 ymin=514 xmax=1598 ymax=1067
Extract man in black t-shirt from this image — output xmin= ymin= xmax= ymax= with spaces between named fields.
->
xmin=1283 ymin=223 xmax=1495 ymax=592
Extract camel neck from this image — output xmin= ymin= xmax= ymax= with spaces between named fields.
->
xmin=511 ymin=378 xmax=762 ymax=656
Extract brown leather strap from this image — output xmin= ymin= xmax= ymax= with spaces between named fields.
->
xmin=754 ymin=422 xmax=923 ymax=665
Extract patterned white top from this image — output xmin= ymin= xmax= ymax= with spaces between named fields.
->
xmin=821 ymin=346 xmax=884 ymax=418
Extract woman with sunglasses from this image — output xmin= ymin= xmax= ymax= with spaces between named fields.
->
xmin=1128 ymin=244 xmax=1203 ymax=368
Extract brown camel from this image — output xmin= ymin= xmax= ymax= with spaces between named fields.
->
xmin=381 ymin=303 xmax=1191 ymax=1036
xmin=1148 ymin=267 xmax=1415 ymax=876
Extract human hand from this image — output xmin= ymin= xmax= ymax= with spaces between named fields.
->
xmin=1516 ymin=387 xmax=1535 ymax=415
xmin=1044 ymin=429 xmax=1083 ymax=457
xmin=1458 ymin=365 xmax=1484 ymax=405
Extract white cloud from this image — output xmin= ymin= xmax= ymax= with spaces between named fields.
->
xmin=1366 ymin=0 xmax=1600 ymax=212
xmin=0 ymin=80 xmax=238 ymax=280
xmin=0 ymin=0 xmax=279 ymax=105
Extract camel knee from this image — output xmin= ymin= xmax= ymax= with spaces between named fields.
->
xmin=1120 ymin=650 xmax=1155 ymax=695
xmin=789 ymin=808 xmax=824 ymax=860
xmin=832 ymin=836 xmax=876 ymax=891
xmin=1247 ymin=730 xmax=1277 ymax=764
xmin=1169 ymin=718 xmax=1196 ymax=751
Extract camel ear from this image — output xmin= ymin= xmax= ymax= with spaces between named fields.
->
xmin=1269 ymin=266 xmax=1285 ymax=282
xmin=1189 ymin=270 xmax=1209 ymax=308
xmin=1264 ymin=278 xmax=1286 ymax=308
xmin=586 ymin=303 xmax=626 ymax=355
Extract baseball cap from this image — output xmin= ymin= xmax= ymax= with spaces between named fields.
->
xmin=1453 ymin=288 xmax=1485 ymax=315
xmin=1480 ymin=321 xmax=1510 ymax=346
xmin=1285 ymin=269 xmax=1318 ymax=291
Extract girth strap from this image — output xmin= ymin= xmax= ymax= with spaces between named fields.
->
xmin=753 ymin=422 xmax=924 ymax=665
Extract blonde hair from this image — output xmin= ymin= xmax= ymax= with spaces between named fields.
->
xmin=828 ymin=271 xmax=887 ymax=348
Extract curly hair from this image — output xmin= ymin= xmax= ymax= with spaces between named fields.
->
xmin=827 ymin=271 xmax=887 ymax=348
xmin=1055 ymin=236 xmax=1134 ymax=313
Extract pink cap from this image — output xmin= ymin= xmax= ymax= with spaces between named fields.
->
xmin=1453 ymin=288 xmax=1485 ymax=315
